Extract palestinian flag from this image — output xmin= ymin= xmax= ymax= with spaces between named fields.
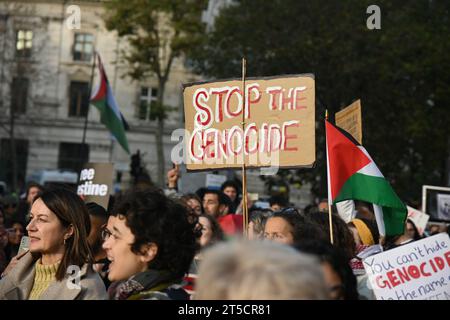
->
xmin=90 ymin=53 xmax=130 ymax=153
xmin=325 ymin=120 xmax=406 ymax=236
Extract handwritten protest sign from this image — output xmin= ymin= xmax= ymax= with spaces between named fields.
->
xmin=183 ymin=75 xmax=315 ymax=170
xmin=335 ymin=99 xmax=362 ymax=144
xmin=363 ymin=233 xmax=450 ymax=300
xmin=407 ymin=206 xmax=430 ymax=236
xmin=77 ymin=163 xmax=114 ymax=209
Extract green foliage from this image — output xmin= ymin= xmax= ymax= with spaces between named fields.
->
xmin=104 ymin=0 xmax=207 ymax=98
xmin=191 ymin=0 xmax=450 ymax=202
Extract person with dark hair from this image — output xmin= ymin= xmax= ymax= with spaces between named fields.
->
xmin=317 ymin=198 xmax=329 ymax=213
xmin=384 ymin=218 xmax=422 ymax=251
xmin=248 ymin=209 xmax=273 ymax=240
xmin=307 ymin=209 xmax=356 ymax=261
xmin=197 ymin=214 xmax=224 ymax=249
xmin=16 ymin=182 xmax=44 ymax=225
xmin=0 ymin=188 xmax=106 ymax=300
xmin=2 ymin=195 xmax=19 ymax=228
xmin=269 ymin=195 xmax=289 ymax=212
xmin=264 ymin=208 xmax=325 ymax=245
xmin=180 ymin=193 xmax=203 ymax=216
xmin=3 ymin=221 xmax=24 ymax=262
xmin=221 ymin=180 xmax=241 ymax=213
xmin=405 ymin=219 xmax=422 ymax=242
xmin=86 ymin=202 xmax=110 ymax=288
xmin=294 ymin=241 xmax=359 ymax=300
xmin=183 ymin=213 xmax=223 ymax=298
xmin=201 ymin=189 xmax=232 ymax=218
xmin=102 ymin=188 xmax=198 ymax=300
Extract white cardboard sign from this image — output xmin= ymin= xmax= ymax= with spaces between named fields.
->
xmin=407 ymin=206 xmax=430 ymax=236
xmin=363 ymin=233 xmax=450 ymax=300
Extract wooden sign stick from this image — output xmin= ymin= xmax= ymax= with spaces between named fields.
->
xmin=241 ymin=57 xmax=249 ymax=238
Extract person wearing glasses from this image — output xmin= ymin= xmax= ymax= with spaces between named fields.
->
xmin=264 ymin=208 xmax=324 ymax=245
xmin=0 ymin=188 xmax=107 ymax=300
xmin=102 ymin=187 xmax=198 ymax=300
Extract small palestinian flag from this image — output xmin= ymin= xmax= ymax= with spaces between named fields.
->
xmin=90 ymin=52 xmax=130 ymax=154
xmin=325 ymin=120 xmax=407 ymax=236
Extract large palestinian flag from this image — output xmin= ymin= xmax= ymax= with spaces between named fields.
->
xmin=325 ymin=120 xmax=406 ymax=236
xmin=90 ymin=53 xmax=130 ymax=154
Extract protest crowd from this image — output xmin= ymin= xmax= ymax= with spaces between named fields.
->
xmin=0 ymin=165 xmax=449 ymax=301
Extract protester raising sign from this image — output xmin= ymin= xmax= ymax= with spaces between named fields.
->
xmin=77 ymin=163 xmax=114 ymax=209
xmin=183 ymin=75 xmax=315 ymax=170
xmin=363 ymin=233 xmax=450 ymax=300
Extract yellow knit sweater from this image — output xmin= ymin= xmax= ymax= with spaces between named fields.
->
xmin=28 ymin=260 xmax=60 ymax=300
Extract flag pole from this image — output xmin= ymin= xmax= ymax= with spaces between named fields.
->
xmin=82 ymin=51 xmax=97 ymax=145
xmin=325 ymin=109 xmax=334 ymax=244
xmin=241 ymin=57 xmax=249 ymax=238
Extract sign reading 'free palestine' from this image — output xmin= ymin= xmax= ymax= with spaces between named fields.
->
xmin=183 ymin=74 xmax=316 ymax=171
xmin=77 ymin=163 xmax=114 ymax=210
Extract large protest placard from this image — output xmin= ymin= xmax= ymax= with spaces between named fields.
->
xmin=335 ymin=99 xmax=362 ymax=144
xmin=183 ymin=74 xmax=315 ymax=170
xmin=363 ymin=233 xmax=450 ymax=300
xmin=77 ymin=163 xmax=114 ymax=209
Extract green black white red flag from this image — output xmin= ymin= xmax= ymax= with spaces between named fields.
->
xmin=90 ymin=52 xmax=130 ymax=154
xmin=325 ymin=119 xmax=407 ymax=236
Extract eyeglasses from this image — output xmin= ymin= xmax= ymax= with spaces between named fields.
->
xmin=101 ymin=226 xmax=135 ymax=247
xmin=101 ymin=228 xmax=114 ymax=241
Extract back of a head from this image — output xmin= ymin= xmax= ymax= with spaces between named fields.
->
xmin=269 ymin=195 xmax=289 ymax=208
xmin=307 ymin=210 xmax=356 ymax=260
xmin=294 ymin=240 xmax=359 ymax=300
xmin=195 ymin=240 xmax=327 ymax=300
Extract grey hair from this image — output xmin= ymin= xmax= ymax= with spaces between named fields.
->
xmin=195 ymin=240 xmax=328 ymax=300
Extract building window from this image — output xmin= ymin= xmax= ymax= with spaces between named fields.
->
xmin=16 ymin=30 xmax=33 ymax=58
xmin=73 ymin=33 xmax=94 ymax=62
xmin=68 ymin=81 xmax=89 ymax=117
xmin=58 ymin=142 xmax=89 ymax=173
xmin=0 ymin=139 xmax=29 ymax=186
xmin=10 ymin=77 xmax=29 ymax=114
xmin=138 ymin=87 xmax=158 ymax=120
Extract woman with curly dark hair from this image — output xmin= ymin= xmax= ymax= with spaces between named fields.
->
xmin=102 ymin=187 xmax=198 ymax=300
